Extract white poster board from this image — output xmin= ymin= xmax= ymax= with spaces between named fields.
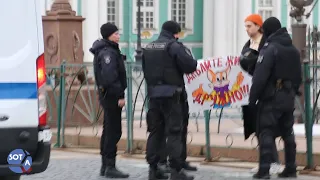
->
xmin=184 ymin=56 xmax=252 ymax=112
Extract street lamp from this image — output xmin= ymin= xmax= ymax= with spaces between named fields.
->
xmin=289 ymin=0 xmax=313 ymax=22
xmin=289 ymin=0 xmax=316 ymax=170
xmin=135 ymin=0 xmax=143 ymax=62
xmin=289 ymin=0 xmax=314 ymax=125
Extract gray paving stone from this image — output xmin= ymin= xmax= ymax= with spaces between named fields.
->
xmin=20 ymin=151 xmax=317 ymax=180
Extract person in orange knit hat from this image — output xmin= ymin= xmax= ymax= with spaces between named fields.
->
xmin=244 ymin=14 xmax=263 ymax=50
xmin=239 ymin=14 xmax=284 ymax=176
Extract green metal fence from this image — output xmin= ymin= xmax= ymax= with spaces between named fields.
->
xmin=301 ymin=25 xmax=320 ymax=169
xmin=46 ymin=61 xmax=101 ymax=147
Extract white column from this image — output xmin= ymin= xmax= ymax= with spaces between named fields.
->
xmin=99 ymin=0 xmax=107 ymax=28
xmin=236 ymin=0 xmax=252 ymax=55
xmin=39 ymin=0 xmax=47 ymax=15
xmin=202 ymin=0 xmax=214 ymax=58
xmin=212 ymin=0 xmax=234 ymax=57
xmin=83 ymin=0 xmax=100 ymax=62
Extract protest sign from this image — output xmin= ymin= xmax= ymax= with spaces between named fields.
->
xmin=184 ymin=56 xmax=252 ymax=112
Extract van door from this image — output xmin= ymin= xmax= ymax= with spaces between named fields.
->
xmin=0 ymin=0 xmax=40 ymax=164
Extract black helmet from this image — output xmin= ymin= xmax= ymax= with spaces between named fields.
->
xmin=240 ymin=48 xmax=259 ymax=76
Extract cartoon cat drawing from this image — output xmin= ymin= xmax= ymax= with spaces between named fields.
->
xmin=207 ymin=65 xmax=231 ymax=97
xmin=192 ymin=65 xmax=244 ymax=108
xmin=207 ymin=65 xmax=232 ymax=107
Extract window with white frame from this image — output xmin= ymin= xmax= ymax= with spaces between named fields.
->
xmin=99 ymin=0 xmax=123 ymax=33
xmin=134 ymin=0 xmax=157 ymax=30
xmin=106 ymin=0 xmax=119 ymax=26
xmin=257 ymin=0 xmax=274 ymax=20
xmin=168 ymin=0 xmax=194 ymax=32
xmin=171 ymin=0 xmax=186 ymax=29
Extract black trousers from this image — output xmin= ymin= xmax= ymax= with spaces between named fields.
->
xmin=146 ymin=97 xmax=184 ymax=171
xmin=242 ymin=105 xmax=279 ymax=163
xmin=257 ymin=103 xmax=296 ymax=171
xmin=100 ymin=96 xmax=122 ymax=166
xmin=159 ymin=100 xmax=189 ymax=164
xmin=257 ymin=138 xmax=280 ymax=164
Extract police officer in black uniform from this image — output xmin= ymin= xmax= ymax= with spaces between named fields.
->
xmin=90 ymin=22 xmax=129 ymax=178
xmin=240 ymin=16 xmax=284 ymax=175
xmin=249 ymin=17 xmax=301 ymax=179
xmin=142 ymin=20 xmax=197 ymax=180
xmin=158 ymin=57 xmax=197 ymax=174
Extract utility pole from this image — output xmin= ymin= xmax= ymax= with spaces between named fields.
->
xmin=135 ymin=0 xmax=143 ymax=62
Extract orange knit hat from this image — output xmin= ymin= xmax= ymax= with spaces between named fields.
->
xmin=245 ymin=14 xmax=263 ymax=27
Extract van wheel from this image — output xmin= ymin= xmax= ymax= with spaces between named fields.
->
xmin=0 ymin=175 xmax=21 ymax=180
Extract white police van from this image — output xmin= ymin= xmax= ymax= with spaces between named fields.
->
xmin=0 ymin=0 xmax=51 ymax=179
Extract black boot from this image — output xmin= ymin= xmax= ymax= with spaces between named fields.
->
xmin=182 ymin=161 xmax=197 ymax=171
xmin=170 ymin=169 xmax=194 ymax=180
xmin=148 ymin=167 xmax=169 ymax=180
xmin=100 ymin=156 xmax=106 ymax=176
xmin=104 ymin=158 xmax=129 ymax=178
xmin=105 ymin=167 xmax=130 ymax=178
xmin=278 ymin=168 xmax=297 ymax=178
xmin=253 ymin=172 xmax=270 ymax=179
xmin=253 ymin=168 xmax=270 ymax=179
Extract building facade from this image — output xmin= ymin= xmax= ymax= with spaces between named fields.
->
xmin=40 ymin=0 xmax=319 ymax=63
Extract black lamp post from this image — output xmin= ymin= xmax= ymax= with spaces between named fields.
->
xmin=289 ymin=0 xmax=313 ymax=124
xmin=289 ymin=0 xmax=316 ymax=170
xmin=135 ymin=0 xmax=143 ymax=63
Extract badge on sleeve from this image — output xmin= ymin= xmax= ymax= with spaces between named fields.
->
xmin=257 ymin=55 xmax=264 ymax=63
xmin=104 ymin=55 xmax=111 ymax=64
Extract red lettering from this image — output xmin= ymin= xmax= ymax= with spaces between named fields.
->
xmin=187 ymin=60 xmax=212 ymax=83
xmin=233 ymin=56 xmax=240 ymax=66
xmin=211 ymin=58 xmax=216 ymax=67
xmin=246 ymin=84 xmax=250 ymax=94
xmin=187 ymin=74 xmax=193 ymax=84
xmin=196 ymin=69 xmax=201 ymax=75
xmin=203 ymin=60 xmax=211 ymax=70
xmin=192 ymin=73 xmax=196 ymax=79
xmin=201 ymin=94 xmax=209 ymax=105
xmin=210 ymin=94 xmax=218 ymax=107
xmin=217 ymin=58 xmax=222 ymax=67
xmin=227 ymin=56 xmax=233 ymax=66
xmin=229 ymin=91 xmax=236 ymax=103
xmin=219 ymin=93 xmax=227 ymax=106
xmin=187 ymin=72 xmax=198 ymax=83
xmin=193 ymin=94 xmax=202 ymax=104
xmin=200 ymin=60 xmax=211 ymax=72
xmin=234 ymin=90 xmax=243 ymax=100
